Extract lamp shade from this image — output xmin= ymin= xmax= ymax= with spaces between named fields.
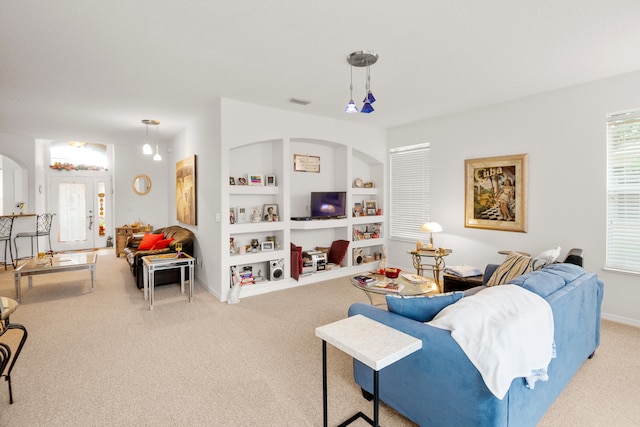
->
xmin=420 ymin=222 xmax=443 ymax=233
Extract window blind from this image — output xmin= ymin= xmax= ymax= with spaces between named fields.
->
xmin=606 ymin=110 xmax=640 ymax=273
xmin=389 ymin=143 xmax=430 ymax=241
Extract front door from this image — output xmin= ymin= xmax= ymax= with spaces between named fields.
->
xmin=49 ymin=175 xmax=112 ymax=252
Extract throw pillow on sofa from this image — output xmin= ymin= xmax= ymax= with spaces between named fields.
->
xmin=137 ymin=233 xmax=164 ymax=250
xmin=485 ymin=252 xmax=535 ymax=286
xmin=386 ymin=292 xmax=464 ymax=322
xmin=533 ymin=246 xmax=561 ymax=265
xmin=151 ymin=237 xmax=174 ymax=250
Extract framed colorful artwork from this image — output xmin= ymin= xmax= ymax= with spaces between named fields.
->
xmin=176 ymin=155 xmax=197 ymax=225
xmin=464 ymin=154 xmax=528 ymax=232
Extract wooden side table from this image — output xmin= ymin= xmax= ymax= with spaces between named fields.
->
xmin=315 ymin=314 xmax=422 ymax=427
xmin=442 ymin=273 xmax=484 ymax=293
xmin=115 ymin=226 xmax=147 ymax=257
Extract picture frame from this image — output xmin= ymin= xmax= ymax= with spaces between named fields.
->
xmin=265 ymin=174 xmax=276 ymax=186
xmin=236 ymin=206 xmax=249 ymax=223
xmin=229 ymin=207 xmax=237 ymax=224
xmin=248 ymin=174 xmax=263 ymax=186
xmin=176 ymin=155 xmax=197 ymax=225
xmin=293 ymin=154 xmax=320 ymax=173
xmin=353 ymin=202 xmax=364 ymax=217
xmin=229 ymin=177 xmax=235 ymax=185
xmin=263 ymin=204 xmax=279 ymax=222
xmin=237 ymin=176 xmax=248 ymax=185
xmin=260 ymin=241 xmax=274 ymax=251
xmin=364 ymin=200 xmax=378 ymax=216
xmin=464 ymin=153 xmax=528 ymax=232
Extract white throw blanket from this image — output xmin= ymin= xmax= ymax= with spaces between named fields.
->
xmin=428 ymin=284 xmax=554 ymax=399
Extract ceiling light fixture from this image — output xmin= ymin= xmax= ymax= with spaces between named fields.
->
xmin=152 ymin=122 xmax=162 ymax=161
xmin=141 ymin=119 xmax=159 ymax=155
xmin=345 ymin=50 xmax=379 ymax=114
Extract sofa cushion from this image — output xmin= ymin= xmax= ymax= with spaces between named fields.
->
xmin=508 ymin=263 xmax=585 ymax=298
xmin=137 ymin=233 xmax=164 ymax=250
xmin=386 ymin=292 xmax=464 ymax=322
xmin=152 ymin=237 xmax=174 ymax=250
xmin=485 ymin=252 xmax=535 ymax=286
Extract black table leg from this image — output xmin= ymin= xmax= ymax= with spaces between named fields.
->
xmin=323 ymin=340 xmax=328 ymax=427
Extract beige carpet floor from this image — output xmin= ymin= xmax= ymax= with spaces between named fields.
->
xmin=0 ymin=249 xmax=638 ymax=426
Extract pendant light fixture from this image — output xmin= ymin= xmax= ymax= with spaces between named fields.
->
xmin=345 ymin=65 xmax=358 ymax=113
xmin=152 ymin=122 xmax=162 ymax=161
xmin=141 ymin=119 xmax=159 ymax=155
xmin=345 ymin=50 xmax=379 ymax=114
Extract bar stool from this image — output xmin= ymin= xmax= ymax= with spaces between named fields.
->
xmin=0 ymin=216 xmax=15 ymax=269
xmin=14 ymin=213 xmax=55 ymax=260
xmin=0 ymin=296 xmax=28 ymax=404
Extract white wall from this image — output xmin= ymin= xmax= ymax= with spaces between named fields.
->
xmin=0 ymin=132 xmax=35 ymax=214
xmin=387 ymin=70 xmax=640 ymax=326
xmin=114 ymin=141 xmax=170 ymax=230
xmin=167 ymin=100 xmax=222 ymax=294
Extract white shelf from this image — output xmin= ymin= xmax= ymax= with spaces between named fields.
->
xmin=352 ymin=215 xmax=384 ymax=225
xmin=230 ymin=185 xmax=279 ymax=195
xmin=289 ymin=218 xmax=348 ymax=230
xmin=229 ymin=249 xmax=286 ymax=265
xmin=351 ymin=187 xmax=378 ymax=196
xmin=230 ymin=222 xmax=286 ymax=234
xmin=351 ymin=239 xmax=384 ymax=249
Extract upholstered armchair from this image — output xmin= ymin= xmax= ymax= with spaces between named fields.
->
xmin=124 ymin=225 xmax=195 ymax=289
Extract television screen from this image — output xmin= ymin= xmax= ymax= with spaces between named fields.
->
xmin=310 ymin=191 xmax=347 ymax=219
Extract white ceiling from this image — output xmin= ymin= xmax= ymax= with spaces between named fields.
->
xmin=2 ymin=1 xmax=640 ymax=145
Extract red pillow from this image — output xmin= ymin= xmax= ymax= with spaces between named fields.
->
xmin=137 ymin=233 xmax=164 ymax=250
xmin=151 ymin=237 xmax=174 ymax=250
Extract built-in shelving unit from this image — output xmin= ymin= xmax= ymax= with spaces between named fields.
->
xmin=220 ymin=138 xmax=385 ymax=301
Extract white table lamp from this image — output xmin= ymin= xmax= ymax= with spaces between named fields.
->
xmin=420 ymin=222 xmax=443 ymax=249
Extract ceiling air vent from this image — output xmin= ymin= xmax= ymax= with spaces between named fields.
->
xmin=289 ymin=98 xmax=311 ymax=106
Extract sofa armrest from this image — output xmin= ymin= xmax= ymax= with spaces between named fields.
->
xmin=126 ymin=233 xmax=146 ymax=248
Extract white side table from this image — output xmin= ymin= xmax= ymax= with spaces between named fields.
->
xmin=142 ymin=254 xmax=195 ymax=310
xmin=315 ymin=314 xmax=422 ymax=427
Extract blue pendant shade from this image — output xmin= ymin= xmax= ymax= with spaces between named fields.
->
xmin=345 ymin=99 xmax=359 ymax=113
xmin=361 ymin=102 xmax=374 ymax=114
xmin=363 ymin=91 xmax=376 ymax=104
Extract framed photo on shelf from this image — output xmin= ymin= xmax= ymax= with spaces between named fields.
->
xmin=236 ymin=206 xmax=248 ymax=223
xmin=265 ymin=174 xmax=276 ymax=186
xmin=353 ymin=202 xmax=364 ymax=217
xmin=229 ymin=207 xmax=237 ymax=224
xmin=249 ymin=174 xmax=263 ymax=186
xmin=464 ymin=153 xmax=528 ymax=232
xmin=237 ymin=176 xmax=248 ymax=185
xmin=263 ymin=204 xmax=279 ymax=222
xmin=260 ymin=241 xmax=274 ymax=251
xmin=364 ymin=200 xmax=378 ymax=216
xmin=229 ymin=177 xmax=235 ymax=185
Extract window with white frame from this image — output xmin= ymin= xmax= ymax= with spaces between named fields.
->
xmin=606 ymin=110 xmax=640 ymax=274
xmin=389 ymin=143 xmax=430 ymax=241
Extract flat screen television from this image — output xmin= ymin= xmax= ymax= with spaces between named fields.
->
xmin=310 ymin=191 xmax=347 ymax=219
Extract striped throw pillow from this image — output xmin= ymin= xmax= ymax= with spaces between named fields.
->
xmin=486 ymin=252 xmax=534 ymax=286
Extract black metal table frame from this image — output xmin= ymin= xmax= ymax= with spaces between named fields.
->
xmin=322 ymin=340 xmax=380 ymax=427
xmin=0 ymin=313 xmax=28 ymax=404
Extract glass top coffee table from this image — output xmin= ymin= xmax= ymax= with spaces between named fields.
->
xmin=351 ymin=272 xmax=438 ymax=305
xmin=13 ymin=252 xmax=98 ymax=302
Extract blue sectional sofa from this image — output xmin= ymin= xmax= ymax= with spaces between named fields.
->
xmin=348 ymin=263 xmax=604 ymax=427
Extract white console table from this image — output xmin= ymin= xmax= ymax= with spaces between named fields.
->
xmin=315 ymin=314 xmax=422 ymax=427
